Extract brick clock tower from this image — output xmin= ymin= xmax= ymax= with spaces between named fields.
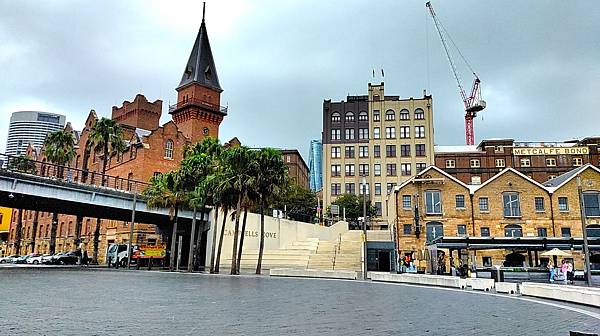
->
xmin=170 ymin=5 xmax=226 ymax=143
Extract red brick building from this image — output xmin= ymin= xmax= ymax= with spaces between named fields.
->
xmin=281 ymin=149 xmax=309 ymax=189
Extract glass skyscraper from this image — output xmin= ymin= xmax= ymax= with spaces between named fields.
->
xmin=308 ymin=139 xmax=323 ymax=191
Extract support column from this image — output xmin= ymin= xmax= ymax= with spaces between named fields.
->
xmin=527 ymin=250 xmax=533 ymax=267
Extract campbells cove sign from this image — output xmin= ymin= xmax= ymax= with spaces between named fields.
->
xmin=513 ymin=147 xmax=589 ymax=156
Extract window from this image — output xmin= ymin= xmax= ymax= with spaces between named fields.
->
xmin=345 ymin=146 xmax=355 ymax=158
xmin=482 ymin=257 xmax=492 ymax=267
xmin=345 ymin=112 xmax=355 ymax=122
xmin=373 ymin=95 xmax=380 ymax=101
xmin=400 ymin=145 xmax=410 ymax=157
xmin=331 ymin=183 xmax=341 ymax=196
xmin=374 ymin=183 xmax=381 ymax=195
xmin=537 ymin=227 xmax=548 ymax=237
xmin=425 ymin=190 xmax=442 ymax=214
xmin=374 ymin=145 xmax=381 ymax=158
xmin=561 ymin=227 xmax=571 ymax=238
xmin=457 ymin=225 xmax=467 ymax=236
xmin=480 ymin=227 xmax=490 ymax=237
xmin=403 ymin=224 xmax=412 ymax=235
xmin=534 ymin=197 xmax=545 ymax=212
xmin=359 ymin=182 xmax=370 ymax=195
xmin=375 ymin=202 xmax=382 ymax=216
xmin=345 ymin=128 xmax=355 ymax=140
xmin=587 ymin=225 xmax=600 ymax=238
xmin=401 ymin=163 xmax=411 ymax=176
xmin=331 ymin=147 xmax=341 ymax=158
xmin=331 ymin=129 xmax=341 ymax=140
xmin=445 ymin=160 xmax=456 ymax=168
xmin=416 ymin=163 xmax=427 ymax=173
xmin=415 ymin=126 xmax=425 ymax=138
xmin=359 ymin=146 xmax=369 ymax=158
xmin=331 ymin=112 xmax=341 ymax=122
xmin=387 ymin=183 xmax=396 ymax=194
xmin=358 ymin=111 xmax=368 ymax=121
xmin=503 ymin=193 xmax=521 ymax=217
xmin=504 ymin=224 xmax=523 ymax=237
xmin=456 ymin=195 xmax=465 ymax=209
xmin=385 ymin=127 xmax=396 ymax=139
xmin=374 ymin=164 xmax=381 ymax=176
xmin=385 ymin=110 xmax=395 ymax=121
xmin=345 ymin=183 xmax=356 ymax=194
xmin=495 ymin=159 xmax=505 ymax=168
xmin=520 ymin=158 xmax=531 ymax=167
xmin=583 ymin=192 xmax=600 ymax=217
xmin=414 ymin=108 xmax=425 ymax=120
xmin=470 ymin=159 xmax=480 ymax=168
xmin=386 ymin=164 xmax=397 ymax=176
xmin=373 ymin=127 xmax=380 ymax=139
xmin=331 ymin=165 xmax=341 ymax=177
xmin=402 ymin=195 xmax=412 ymax=209
xmin=386 ymin=145 xmax=396 ymax=157
xmin=479 ymin=197 xmax=489 ymax=212
xmin=558 ymin=197 xmax=569 ymax=211
xmin=373 ymin=110 xmax=380 ymax=121
xmin=573 ymin=157 xmax=583 ymax=166
xmin=546 ymin=158 xmax=556 ymax=167
xmin=415 ymin=144 xmax=426 ymax=157
xmin=399 ymin=109 xmax=410 ymax=120
xmin=359 ymin=164 xmax=369 ymax=176
xmin=359 ymin=128 xmax=369 ymax=140
xmin=164 ymin=139 xmax=174 ymax=159
xmin=400 ymin=126 xmax=410 ymax=138
xmin=345 ymin=164 xmax=355 ymax=176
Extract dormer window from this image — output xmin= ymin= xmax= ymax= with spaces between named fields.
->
xmin=204 ymin=65 xmax=212 ymax=80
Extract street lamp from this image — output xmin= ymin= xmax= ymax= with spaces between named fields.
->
xmin=577 ymin=176 xmax=593 ymax=286
xmin=362 ymin=175 xmax=368 ymax=280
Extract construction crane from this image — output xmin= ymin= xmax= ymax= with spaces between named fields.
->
xmin=426 ymin=1 xmax=486 ymax=146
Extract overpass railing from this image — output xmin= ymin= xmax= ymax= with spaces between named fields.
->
xmin=0 ymin=153 xmax=149 ymax=194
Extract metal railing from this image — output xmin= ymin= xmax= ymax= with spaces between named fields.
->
xmin=168 ymin=98 xmax=228 ymax=115
xmin=1 ymin=153 xmax=149 ymax=194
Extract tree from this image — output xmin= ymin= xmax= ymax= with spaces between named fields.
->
xmin=87 ymin=117 xmax=125 ymax=187
xmin=272 ymin=184 xmax=318 ymax=223
xmin=43 ymin=129 xmax=75 ymax=254
xmin=144 ymin=171 xmax=187 ymax=271
xmin=254 ymin=148 xmax=287 ymax=274
xmin=87 ymin=117 xmax=125 ymax=264
xmin=327 ymin=193 xmax=377 ymax=229
xmin=8 ymin=155 xmax=37 ymax=174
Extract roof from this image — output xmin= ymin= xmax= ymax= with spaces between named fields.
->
xmin=394 ymin=165 xmax=470 ymax=193
xmin=177 ymin=12 xmax=222 ymax=92
xmin=470 ymin=167 xmax=548 ymax=194
xmin=543 ymin=164 xmax=600 ymax=192
xmin=434 ymin=145 xmax=479 ymax=153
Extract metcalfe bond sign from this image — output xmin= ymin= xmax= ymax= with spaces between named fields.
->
xmin=513 ymin=147 xmax=589 ymax=156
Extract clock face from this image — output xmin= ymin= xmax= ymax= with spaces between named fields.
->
xmin=203 ymin=127 xmax=209 ymax=135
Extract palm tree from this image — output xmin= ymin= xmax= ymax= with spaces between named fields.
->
xmin=144 ymin=171 xmax=187 ymax=271
xmin=43 ymin=129 xmax=76 ymax=255
xmin=212 ymin=174 xmax=237 ymax=274
xmin=87 ymin=117 xmax=125 ymax=187
xmin=255 ymin=148 xmax=288 ymax=274
xmin=87 ymin=117 xmax=125 ymax=264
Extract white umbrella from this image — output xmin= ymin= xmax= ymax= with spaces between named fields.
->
xmin=540 ymin=248 xmax=572 ymax=257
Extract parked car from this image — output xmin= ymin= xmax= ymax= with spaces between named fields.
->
xmin=28 ymin=254 xmax=50 ymax=264
xmin=54 ymin=251 xmax=80 ymax=265
xmin=14 ymin=255 xmax=30 ymax=264
xmin=0 ymin=255 xmax=20 ymax=263
xmin=41 ymin=254 xmax=55 ymax=264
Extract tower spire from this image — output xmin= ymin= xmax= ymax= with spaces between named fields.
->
xmin=202 ymin=2 xmax=206 ymax=23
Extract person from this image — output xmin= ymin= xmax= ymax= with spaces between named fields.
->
xmin=567 ymin=260 xmax=574 ymax=285
xmin=561 ymin=259 xmax=568 ymax=284
xmin=547 ymin=260 xmax=555 ymax=283
xmin=82 ymin=250 xmax=89 ymax=266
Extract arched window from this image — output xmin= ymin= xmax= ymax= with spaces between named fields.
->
xmin=399 ymin=109 xmax=410 ymax=120
xmin=504 ymin=224 xmax=523 ymax=238
xmin=426 ymin=221 xmax=444 ymax=244
xmin=345 ymin=112 xmax=355 ymax=122
xmin=331 ymin=112 xmax=341 ymax=123
xmin=414 ymin=108 xmax=425 ymax=120
xmin=59 ymin=222 xmax=64 ymax=236
xmin=164 ymin=139 xmax=174 ymax=160
xmin=385 ymin=109 xmax=395 ymax=121
xmin=358 ymin=111 xmax=368 ymax=122
xmin=587 ymin=224 xmax=600 ymax=238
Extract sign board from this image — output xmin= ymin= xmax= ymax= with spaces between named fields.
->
xmin=330 ymin=205 xmax=339 ymax=215
xmin=132 ymin=245 xmax=166 ymax=259
xmin=513 ymin=147 xmax=589 ymax=156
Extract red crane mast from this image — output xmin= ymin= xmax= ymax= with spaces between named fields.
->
xmin=426 ymin=1 xmax=486 ymax=146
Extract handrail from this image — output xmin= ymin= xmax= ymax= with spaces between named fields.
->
xmin=332 ymin=233 xmax=342 ymax=270
xmin=0 ymin=152 xmax=149 ymax=194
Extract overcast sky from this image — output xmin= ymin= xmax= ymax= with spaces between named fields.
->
xmin=1 ymin=0 xmax=599 ymax=160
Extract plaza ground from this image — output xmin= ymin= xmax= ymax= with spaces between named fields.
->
xmin=1 ymin=268 xmax=599 ymax=335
